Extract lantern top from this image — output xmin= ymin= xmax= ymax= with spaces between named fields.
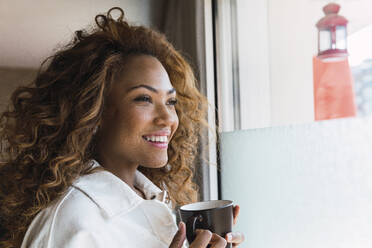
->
xmin=323 ymin=3 xmax=340 ymax=15
xmin=316 ymin=3 xmax=348 ymax=29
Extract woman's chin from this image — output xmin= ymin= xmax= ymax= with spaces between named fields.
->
xmin=141 ymin=159 xmax=168 ymax=169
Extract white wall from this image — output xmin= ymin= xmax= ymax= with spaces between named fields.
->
xmin=236 ymin=0 xmax=271 ymax=129
xmin=267 ymin=0 xmax=321 ymax=127
xmin=0 ymin=0 xmax=165 ymax=69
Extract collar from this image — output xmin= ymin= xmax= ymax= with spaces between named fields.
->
xmin=72 ymin=159 xmax=169 ymax=218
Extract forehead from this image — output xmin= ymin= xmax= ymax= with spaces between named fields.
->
xmin=116 ymin=54 xmax=173 ymax=91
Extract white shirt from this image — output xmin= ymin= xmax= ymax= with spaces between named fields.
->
xmin=21 ymin=160 xmax=184 ymax=248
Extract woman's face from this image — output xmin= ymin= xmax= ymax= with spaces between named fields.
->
xmin=97 ymin=55 xmax=179 ymax=169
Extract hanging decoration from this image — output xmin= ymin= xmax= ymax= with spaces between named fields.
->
xmin=313 ymin=3 xmax=356 ymax=120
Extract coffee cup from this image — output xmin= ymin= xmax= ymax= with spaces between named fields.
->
xmin=179 ymin=200 xmax=233 ymax=248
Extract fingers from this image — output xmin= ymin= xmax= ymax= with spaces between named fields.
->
xmin=233 ymin=205 xmax=240 ymax=225
xmin=226 ymin=232 xmax=245 ymax=246
xmin=169 ymin=222 xmax=186 ymax=248
xmin=209 ymin=232 xmax=228 ymax=248
xmin=189 ymin=229 xmax=212 ymax=248
xmin=190 ymin=230 xmax=227 ymax=248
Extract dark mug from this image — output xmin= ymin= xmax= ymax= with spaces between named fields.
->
xmin=179 ymin=200 xmax=233 ymax=248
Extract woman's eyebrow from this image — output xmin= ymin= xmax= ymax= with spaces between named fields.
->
xmin=127 ymin=84 xmax=176 ymax=94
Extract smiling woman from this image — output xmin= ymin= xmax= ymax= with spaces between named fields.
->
xmin=96 ymin=55 xmax=180 ymax=189
xmin=0 ymin=7 xmax=211 ymax=248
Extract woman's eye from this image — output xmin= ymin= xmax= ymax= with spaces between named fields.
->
xmin=134 ymin=95 xmax=152 ymax=103
xmin=168 ymin=98 xmax=178 ymax=106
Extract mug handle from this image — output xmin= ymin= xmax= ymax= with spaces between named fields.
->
xmin=186 ymin=214 xmax=203 ymax=242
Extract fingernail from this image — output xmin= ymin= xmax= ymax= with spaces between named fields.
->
xmin=226 ymin=233 xmax=232 ymax=242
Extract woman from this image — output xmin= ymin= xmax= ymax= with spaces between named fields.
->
xmin=0 ymin=7 xmax=244 ymax=248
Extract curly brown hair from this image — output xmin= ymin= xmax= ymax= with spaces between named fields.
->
xmin=0 ymin=7 xmax=208 ymax=248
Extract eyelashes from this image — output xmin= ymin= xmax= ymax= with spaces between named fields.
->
xmin=134 ymin=95 xmax=177 ymax=106
xmin=134 ymin=95 xmax=151 ymax=102
xmin=168 ymin=99 xmax=178 ymax=106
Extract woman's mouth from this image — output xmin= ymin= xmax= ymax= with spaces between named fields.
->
xmin=142 ymin=135 xmax=168 ymax=149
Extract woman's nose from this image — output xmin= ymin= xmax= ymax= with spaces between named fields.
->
xmin=153 ymin=103 xmax=177 ymax=126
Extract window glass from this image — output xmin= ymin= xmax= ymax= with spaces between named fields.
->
xmin=218 ymin=0 xmax=372 ymax=129
xmin=319 ymin=30 xmax=332 ymax=52
xmin=336 ymin=26 xmax=347 ymax=50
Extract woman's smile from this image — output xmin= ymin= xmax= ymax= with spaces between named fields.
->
xmin=143 ymin=138 xmax=168 ymax=149
xmin=142 ymin=130 xmax=171 ymax=149
xmin=142 ymin=130 xmax=170 ymax=149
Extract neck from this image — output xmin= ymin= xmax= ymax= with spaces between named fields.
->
xmin=95 ymin=156 xmax=139 ymax=192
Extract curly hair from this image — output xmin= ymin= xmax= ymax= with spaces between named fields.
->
xmin=0 ymin=7 xmax=208 ymax=248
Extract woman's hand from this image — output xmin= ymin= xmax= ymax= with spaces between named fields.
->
xmin=225 ymin=205 xmax=245 ymax=247
xmin=169 ymin=222 xmax=227 ymax=248
xmin=170 ymin=205 xmax=245 ymax=248
xmin=169 ymin=222 xmax=186 ymax=248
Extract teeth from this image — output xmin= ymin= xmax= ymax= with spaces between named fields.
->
xmin=144 ymin=135 xmax=168 ymax=143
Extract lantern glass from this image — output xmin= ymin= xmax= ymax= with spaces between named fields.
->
xmin=336 ymin=26 xmax=347 ymax=50
xmin=319 ymin=29 xmax=332 ymax=52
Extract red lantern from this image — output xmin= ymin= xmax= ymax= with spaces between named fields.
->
xmin=313 ymin=3 xmax=356 ymax=121
xmin=316 ymin=3 xmax=348 ymax=59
